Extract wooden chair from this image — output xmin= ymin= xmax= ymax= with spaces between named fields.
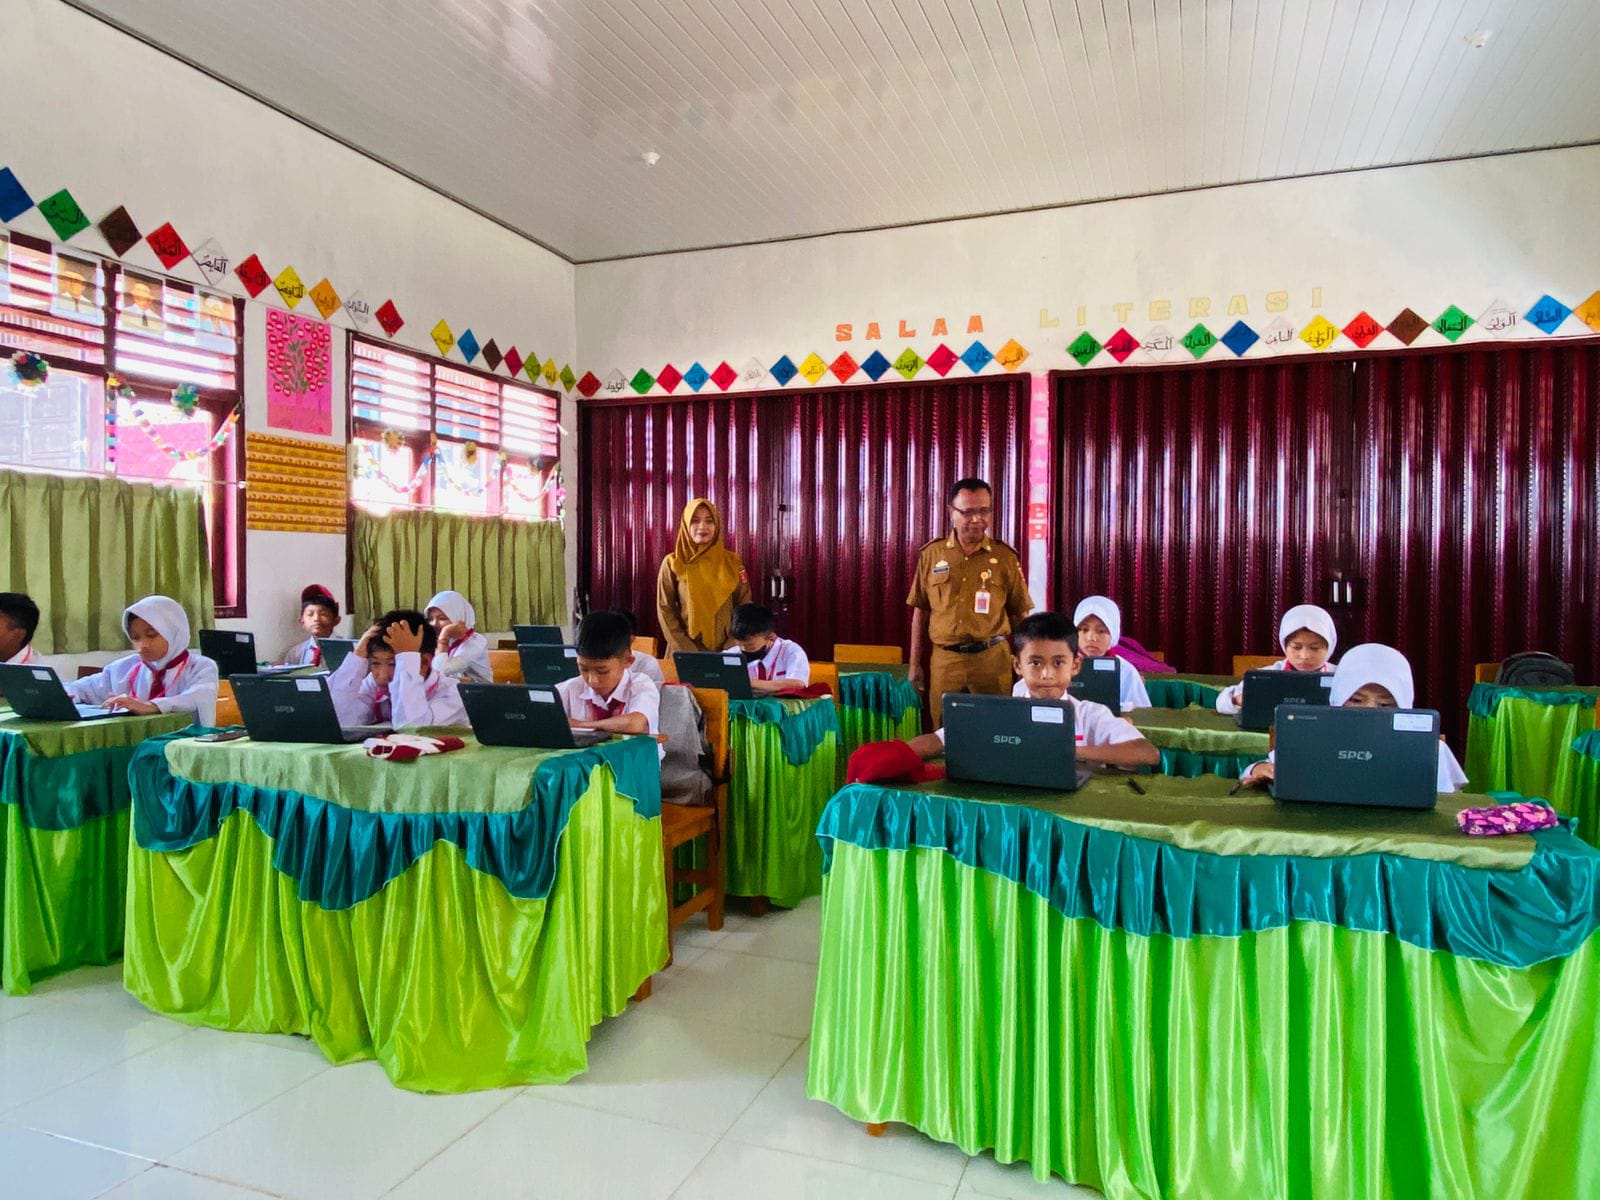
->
xmin=76 ymin=665 xmax=99 ymax=679
xmin=1232 ymin=654 xmax=1280 ymax=676
xmin=659 ymin=685 xmax=729 ymax=954
xmin=661 ymin=657 xmax=679 ymax=685
xmin=1475 ymin=662 xmax=1500 ymax=684
xmin=1146 ymin=650 xmax=1167 ymax=663
xmin=488 ymin=649 xmax=523 ymax=684
xmin=632 ymin=635 xmax=661 ymax=659
xmin=811 ymin=662 xmax=839 ymax=696
xmin=833 ymin=643 xmax=902 ymax=665
xmin=215 ymin=680 xmax=241 ymax=726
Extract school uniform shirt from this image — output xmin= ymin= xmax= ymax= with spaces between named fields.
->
xmin=389 ymin=652 xmax=468 ymax=727
xmin=66 ymin=595 xmax=218 ymax=725
xmin=555 ymin=670 xmax=664 ymax=760
xmin=326 ymin=654 xmax=394 ymax=727
xmin=630 ymin=654 xmax=666 ymax=686
xmin=1215 ymin=659 xmax=1334 ymax=715
xmin=747 ymin=636 xmax=810 ymax=685
xmin=281 ymin=636 xmax=323 ymax=667
xmin=433 ymin=630 xmax=492 ymax=686
xmin=939 ymin=690 xmax=1143 ymax=748
xmin=5 ymin=643 xmax=43 ymax=666
xmin=1243 ymin=744 xmax=1468 ymax=793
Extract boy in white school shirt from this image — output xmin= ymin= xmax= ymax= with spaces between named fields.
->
xmin=731 ymin=603 xmax=810 ymax=693
xmin=909 ymin=611 xmax=1159 ymax=769
xmin=280 ymin=584 xmax=340 ymax=666
xmin=555 ymin=610 xmax=662 ymax=756
xmin=328 ymin=609 xmax=468 ymax=728
xmin=0 ymin=593 xmax=43 ymax=666
xmin=65 ymin=595 xmax=220 ymax=725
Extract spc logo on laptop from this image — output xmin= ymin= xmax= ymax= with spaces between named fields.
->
xmin=1337 ymin=749 xmax=1374 ymax=761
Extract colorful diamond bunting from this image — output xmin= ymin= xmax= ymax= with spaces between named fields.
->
xmin=1476 ymin=300 xmax=1518 ymax=337
xmin=926 ymin=344 xmax=958 ymax=376
xmin=893 ymin=348 xmax=923 ymax=380
xmin=1220 ymin=321 xmax=1258 ymax=357
xmin=769 ymin=355 xmax=798 ymax=385
xmin=344 ymin=293 xmax=371 ymax=328
xmin=740 ymin=357 xmax=767 ymax=383
xmin=191 ymin=239 xmax=231 ymax=286
xmin=273 ymin=265 xmax=306 ymax=309
xmin=576 ymin=370 xmax=602 ymax=398
xmin=478 ymin=339 xmax=501 ymax=370
xmin=524 ymin=354 xmax=542 ymax=384
xmin=1524 ymin=294 xmax=1571 ymax=334
xmin=560 ymin=365 xmax=576 ymax=392
xmin=1577 ymin=291 xmax=1600 ymax=333
xmin=542 ymin=358 xmax=559 ymax=384
xmin=1259 ymin=317 xmax=1296 ymax=351
xmin=504 ymin=346 xmax=523 ymax=377
xmin=457 ymin=329 xmax=480 ymax=362
xmin=1067 ymin=332 xmax=1102 ymax=366
xmin=1141 ymin=326 xmax=1179 ymax=361
xmin=0 ymin=168 xmax=33 ymax=222
xmin=1181 ymin=324 xmax=1216 ymax=359
xmin=1104 ymin=329 xmax=1139 ymax=363
xmin=374 ymin=299 xmax=403 ymax=337
xmin=38 ymin=189 xmax=89 ymax=241
xmin=994 ymin=339 xmax=1028 ymax=370
xmin=1299 ymin=315 xmax=1339 ymax=350
xmin=860 ymin=349 xmax=891 ymax=381
xmin=235 ymin=254 xmax=272 ymax=298
xmin=711 ymin=361 xmax=738 ymax=390
xmin=828 ymin=351 xmax=858 ymax=383
xmin=657 ymin=363 xmax=683 ymax=393
xmin=960 ymin=340 xmax=993 ymax=373
xmin=97 ymin=206 xmax=141 ymax=257
xmin=799 ymin=352 xmax=828 ymax=384
xmin=1341 ymin=312 xmax=1382 ymax=348
xmin=430 ymin=320 xmax=455 ymax=357
xmin=684 ymin=362 xmax=710 ymax=392
xmin=1432 ymin=305 xmax=1473 ymax=342
xmin=602 ymin=369 xmax=627 ymax=395
xmin=309 ymin=278 xmax=341 ymax=321
xmin=145 ymin=221 xmax=188 ymax=269
xmin=629 ymin=367 xmax=655 ymax=394
xmin=1387 ymin=308 xmax=1429 ymax=345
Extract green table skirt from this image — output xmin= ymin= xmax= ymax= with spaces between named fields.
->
xmin=1465 ymin=692 xmax=1597 ymax=812
xmin=727 ymin=716 xmax=839 ymax=908
xmin=125 ymin=751 xmax=667 ymax=1092
xmin=1565 ymin=732 xmax=1600 ymax=849
xmin=835 ymin=670 xmax=922 ymax=764
xmin=1142 ymin=673 xmax=1234 ymax=710
xmin=808 ymin=842 xmax=1600 ymax=1197
xmin=1129 ymin=705 xmax=1267 ymax=780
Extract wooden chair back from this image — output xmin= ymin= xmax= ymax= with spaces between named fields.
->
xmin=810 ymin=662 xmax=839 ymax=696
xmin=632 ymin=635 xmax=661 ymax=659
xmin=1146 ymin=649 xmax=1167 ymax=663
xmin=833 ymin=643 xmax=902 ymax=665
xmin=1232 ymin=654 xmax=1280 ymax=676
xmin=215 ymin=680 xmax=241 ymax=726
xmin=661 ymin=657 xmax=679 ymax=685
xmin=488 ymin=649 xmax=523 ymax=684
xmin=1474 ymin=662 xmax=1500 ymax=684
xmin=687 ymin=685 xmax=730 ymax=779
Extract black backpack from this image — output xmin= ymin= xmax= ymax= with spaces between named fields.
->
xmin=1496 ymin=652 xmax=1577 ymax=689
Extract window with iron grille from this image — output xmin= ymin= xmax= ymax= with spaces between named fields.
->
xmin=0 ymin=231 xmax=246 ymax=615
xmin=349 ymin=335 xmax=560 ymax=519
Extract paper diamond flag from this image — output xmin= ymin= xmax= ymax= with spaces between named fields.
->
xmin=960 ymin=341 xmax=993 ymax=373
xmin=1104 ymin=329 xmax=1139 ymax=363
xmin=97 ymin=206 xmax=141 ymax=257
xmin=629 ymin=367 xmax=655 ymax=394
xmin=235 ymin=254 xmax=272 ymax=298
xmin=1576 ymin=291 xmax=1600 ymax=332
xmin=188 ymin=238 xmax=230 ymax=286
xmin=893 ymin=348 xmax=923 ymax=380
xmin=828 ymin=351 xmax=858 ymax=383
xmin=799 ymin=352 xmax=828 ymax=384
xmin=476 ymin=339 xmax=500 ymax=371
xmin=576 ymin=371 xmax=601 ymax=398
xmin=560 ymin=365 xmax=576 ymax=392
xmin=431 ymin=320 xmax=455 ymax=357
xmin=1181 ymin=324 xmax=1217 ymax=359
xmin=1476 ymin=300 xmax=1519 ymax=338
xmin=1220 ymin=321 xmax=1258 ymax=357
xmin=684 ymin=362 xmax=710 ymax=392
xmin=542 ymin=358 xmax=559 ymax=384
xmin=374 ymin=299 xmax=403 ymax=336
xmin=1386 ymin=308 xmax=1429 ymax=345
xmin=602 ymin=368 xmax=627 ymax=395
xmin=1431 ymin=305 xmax=1473 ymax=343
xmin=1341 ymin=311 xmax=1383 ymax=348
xmin=994 ymin=339 xmax=1028 ymax=370
xmin=860 ymin=350 xmax=891 ymax=380
xmin=0 ymin=168 xmax=33 ymax=222
xmin=310 ymin=278 xmax=341 ymax=321
xmin=711 ymin=361 xmax=738 ymax=390
xmin=524 ymin=354 xmax=542 ymax=383
xmin=38 ymin=189 xmax=90 ymax=241
xmin=273 ymin=265 xmax=307 ymax=309
xmin=740 ymin=357 xmax=766 ymax=382
xmin=1067 ymin=332 xmax=1102 ymax=367
xmin=1524 ymin=294 xmax=1572 ymax=334
xmin=769 ymin=355 xmax=798 ymax=385
xmin=504 ymin=346 xmax=522 ymax=376
xmin=1141 ymin=325 xmax=1179 ymax=361
xmin=1299 ymin=315 xmax=1339 ymax=350
xmin=926 ymin=344 xmax=958 ymax=376
xmin=1259 ymin=317 xmax=1296 ymax=351
xmin=145 ymin=221 xmax=188 ymax=269
xmin=657 ymin=364 xmax=683 ymax=393
xmin=457 ymin=329 xmax=481 ymax=363
xmin=341 ymin=292 xmax=371 ymax=328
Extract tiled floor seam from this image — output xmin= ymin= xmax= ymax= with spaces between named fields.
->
xmin=377 ymin=1087 xmax=526 ymax=1198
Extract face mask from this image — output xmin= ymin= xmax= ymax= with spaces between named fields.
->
xmin=741 ymin=648 xmax=766 ymax=664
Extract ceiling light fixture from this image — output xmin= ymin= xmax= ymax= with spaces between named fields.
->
xmin=1463 ymin=29 xmax=1493 ymax=48
xmin=641 ymin=151 xmax=661 ymax=167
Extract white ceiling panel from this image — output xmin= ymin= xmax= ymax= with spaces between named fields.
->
xmin=67 ymin=0 xmax=1600 ymax=261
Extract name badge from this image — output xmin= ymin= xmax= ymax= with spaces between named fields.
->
xmin=974 ymin=590 xmax=991 ymax=615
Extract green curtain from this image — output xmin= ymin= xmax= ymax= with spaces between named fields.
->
xmin=0 ymin=469 xmax=214 ymax=653
xmin=726 ymin=717 xmax=838 ymax=907
xmin=808 ymin=842 xmax=1600 ymax=1197
xmin=351 ymin=508 xmax=565 ymax=631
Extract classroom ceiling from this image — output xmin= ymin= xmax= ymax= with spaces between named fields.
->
xmin=72 ymin=0 xmax=1600 ymax=262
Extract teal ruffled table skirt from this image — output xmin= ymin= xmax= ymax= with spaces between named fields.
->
xmin=726 ymin=697 xmax=839 ymax=907
xmin=0 ymin=710 xmax=194 ymax=994
xmin=125 ymin=730 xmax=667 ymax=1092
xmin=808 ymin=774 xmax=1600 ymax=1197
xmin=835 ymin=671 xmax=921 ymax=763
xmin=1141 ymin=673 xmax=1234 ymax=710
xmin=1128 ymin=705 xmax=1267 ymax=778
xmin=1465 ymin=683 xmax=1600 ymax=817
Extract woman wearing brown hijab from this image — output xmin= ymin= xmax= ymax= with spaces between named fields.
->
xmin=656 ymin=498 xmax=753 ymax=654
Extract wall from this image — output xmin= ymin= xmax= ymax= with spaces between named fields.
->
xmin=5 ymin=0 xmax=577 ymax=661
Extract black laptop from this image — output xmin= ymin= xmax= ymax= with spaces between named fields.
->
xmin=1272 ymin=706 xmax=1441 ymax=810
xmin=513 ymin=624 xmax=564 ymax=646
xmin=198 ymin=629 xmax=303 ymax=677
xmin=942 ymin=694 xmax=1092 ymax=791
xmin=0 ymin=663 xmax=124 ymax=721
xmin=673 ymin=651 xmax=754 ymax=700
xmin=1069 ymin=656 xmax=1122 ymax=709
xmin=459 ymin=683 xmax=607 ymax=749
xmin=519 ymin=644 xmax=581 ymax=686
xmin=230 ymin=673 xmax=389 ymax=744
xmin=1236 ymin=669 xmax=1333 ymax=731
xmin=316 ymin=637 xmax=358 ymax=673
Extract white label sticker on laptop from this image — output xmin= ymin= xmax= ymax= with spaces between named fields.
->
xmin=236 ymin=633 xmax=250 ymax=642
xmin=1320 ymin=677 xmax=1334 ymax=688
xmin=32 ymin=668 xmax=51 ymax=681
xmin=722 ymin=655 xmax=741 ymax=667
xmin=1031 ymin=706 xmax=1066 ymax=724
xmin=528 ymin=690 xmax=556 ymax=703
xmin=295 ymin=679 xmax=320 ymax=692
xmin=1093 ymin=659 xmax=1115 ymax=671
xmin=1393 ymin=713 xmax=1433 ymax=733
xmin=563 ymin=648 xmax=577 ymax=658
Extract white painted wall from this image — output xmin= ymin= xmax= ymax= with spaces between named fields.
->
xmin=6 ymin=0 xmax=577 ymax=659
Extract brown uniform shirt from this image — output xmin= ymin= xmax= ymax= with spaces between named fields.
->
xmin=905 ymin=534 xmax=1034 ymax=647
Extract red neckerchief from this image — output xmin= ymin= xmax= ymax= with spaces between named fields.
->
xmin=446 ymin=630 xmax=476 ymax=656
xmin=309 ymin=643 xmax=323 ymax=666
xmin=372 ymin=684 xmax=391 ymax=722
xmin=136 ymin=650 xmax=190 ymax=700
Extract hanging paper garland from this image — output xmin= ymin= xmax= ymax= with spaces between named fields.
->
xmin=129 ymin=401 xmax=241 ymax=462
xmin=11 ymin=351 xmax=48 ymax=388
xmin=105 ymin=372 xmax=135 ymax=400
xmin=170 ymin=382 xmax=200 ymax=414
xmin=352 ymin=439 xmax=433 ymax=495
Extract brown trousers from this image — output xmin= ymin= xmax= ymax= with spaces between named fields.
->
xmin=929 ymin=642 xmax=1013 ymax=726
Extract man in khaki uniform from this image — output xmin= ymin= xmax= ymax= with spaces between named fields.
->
xmin=907 ymin=478 xmax=1034 ymax=725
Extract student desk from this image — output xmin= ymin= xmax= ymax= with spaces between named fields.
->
xmin=125 ymin=729 xmax=666 ymax=1092
xmin=1127 ymin=704 xmax=1267 ymax=778
xmin=0 ymin=709 xmax=194 ymax=994
xmin=808 ymin=774 xmax=1600 ymax=1198
xmin=1140 ymin=672 xmax=1235 ymax=710
xmin=833 ymin=663 xmax=921 ymax=761
xmin=725 ymin=696 xmax=839 ymax=908
xmin=1465 ymin=682 xmax=1600 ymax=813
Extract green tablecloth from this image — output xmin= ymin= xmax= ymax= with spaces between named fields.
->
xmin=0 ymin=710 xmax=194 ymax=994
xmin=808 ymin=775 xmax=1600 ymax=1196
xmin=726 ymin=697 xmax=839 ymax=907
xmin=1465 ymin=682 xmax=1599 ymax=808
xmin=1141 ymin=672 xmax=1234 ymax=710
xmin=125 ymin=730 xmax=667 ymax=1092
xmin=1128 ymin=704 xmax=1267 ymax=778
xmin=1566 ymin=731 xmax=1600 ymax=848
xmin=835 ymin=670 xmax=922 ymax=763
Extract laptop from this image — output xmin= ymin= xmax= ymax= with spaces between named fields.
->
xmin=1236 ymin=669 xmax=1333 ymax=731
xmin=1069 ymin=656 xmax=1122 ymax=709
xmin=1271 ymin=706 xmax=1441 ymax=810
xmin=230 ymin=673 xmax=389 ymax=744
xmin=941 ymin=694 xmax=1092 ymax=791
xmin=673 ymin=651 xmax=754 ymax=700
xmin=198 ymin=629 xmax=303 ymax=678
xmin=316 ymin=637 xmax=358 ymax=672
xmin=519 ymin=644 xmax=581 ymax=686
xmin=0 ymin=663 xmax=125 ymax=721
xmin=513 ymin=624 xmax=564 ymax=646
xmin=459 ymin=683 xmax=607 ymax=749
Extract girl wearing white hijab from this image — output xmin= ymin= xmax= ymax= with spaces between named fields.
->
xmin=1241 ymin=643 xmax=1467 ymax=792
xmin=1216 ymin=604 xmax=1338 ymax=715
xmin=66 ymin=595 xmax=219 ymax=725
xmin=423 ymin=590 xmax=493 ymax=685
xmin=1071 ymin=596 xmax=1152 ymax=712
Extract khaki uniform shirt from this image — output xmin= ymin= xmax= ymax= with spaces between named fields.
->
xmin=906 ymin=534 xmax=1033 ymax=647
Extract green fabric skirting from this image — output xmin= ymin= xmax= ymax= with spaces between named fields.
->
xmin=808 ymin=842 xmax=1600 ymax=1197
xmin=728 ymin=697 xmax=840 ymax=766
xmin=1465 ymin=697 xmax=1597 ymax=807
xmin=1142 ymin=675 xmax=1232 ymax=710
xmin=1154 ymin=747 xmax=1257 ymax=779
xmin=124 ymin=765 xmax=667 ymax=1093
xmin=1564 ymin=731 xmax=1600 ymax=849
xmin=837 ymin=704 xmax=922 ymax=765
xmin=726 ymin=720 xmax=838 ymax=907
xmin=1129 ymin=706 xmax=1268 ymax=780
xmin=1467 ymin=682 xmax=1600 ymax=719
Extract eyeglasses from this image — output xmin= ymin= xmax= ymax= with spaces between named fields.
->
xmin=951 ymin=506 xmax=992 ymax=518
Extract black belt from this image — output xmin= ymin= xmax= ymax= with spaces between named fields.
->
xmin=938 ymin=637 xmax=1006 ymax=655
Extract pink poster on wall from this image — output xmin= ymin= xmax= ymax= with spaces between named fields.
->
xmin=265 ymin=308 xmax=332 ymax=435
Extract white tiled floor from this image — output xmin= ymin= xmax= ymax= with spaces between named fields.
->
xmin=0 ymin=900 xmax=1102 ymax=1199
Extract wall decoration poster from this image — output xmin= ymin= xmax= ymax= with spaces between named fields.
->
xmin=265 ymin=308 xmax=333 ymax=435
xmin=118 ymin=269 xmax=165 ymax=335
xmin=51 ymin=250 xmax=100 ymax=321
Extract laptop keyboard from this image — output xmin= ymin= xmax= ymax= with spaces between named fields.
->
xmin=74 ymin=703 xmax=119 ymax=719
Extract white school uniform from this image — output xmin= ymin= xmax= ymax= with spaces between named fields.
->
xmin=6 ymin=643 xmax=43 ymax=666
xmin=281 ymin=636 xmax=323 ymax=667
xmin=425 ymin=591 xmax=494 ymax=685
xmin=326 ymin=653 xmax=395 ymax=727
xmin=1216 ymin=604 xmax=1339 ymax=715
xmin=555 ymin=670 xmax=663 ymax=759
xmin=1071 ymin=596 xmax=1150 ymax=712
xmin=747 ymin=636 xmax=810 ymax=685
xmin=630 ymin=653 xmax=666 ymax=686
xmin=935 ymin=689 xmax=1144 ymax=748
xmin=66 ymin=596 xmax=219 ymax=725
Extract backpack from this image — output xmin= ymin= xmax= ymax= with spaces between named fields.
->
xmin=1495 ymin=652 xmax=1577 ymax=689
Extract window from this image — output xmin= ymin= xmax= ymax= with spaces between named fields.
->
xmin=349 ymin=335 xmax=560 ymax=519
xmin=0 ymin=232 xmax=245 ymax=614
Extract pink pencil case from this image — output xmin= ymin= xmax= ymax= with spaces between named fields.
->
xmin=1456 ymin=801 xmax=1559 ymax=837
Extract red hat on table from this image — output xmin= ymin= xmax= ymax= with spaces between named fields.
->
xmin=846 ymin=740 xmax=945 ymax=785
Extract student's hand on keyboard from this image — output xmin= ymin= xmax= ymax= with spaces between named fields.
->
xmin=106 ymin=694 xmax=160 ymax=715
xmin=1243 ymin=761 xmax=1274 ymax=785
